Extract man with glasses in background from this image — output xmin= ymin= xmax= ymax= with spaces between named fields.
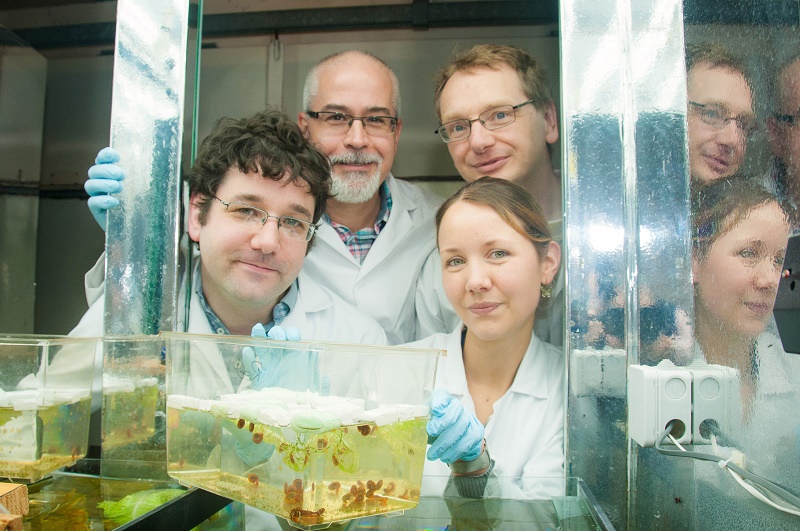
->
xmin=767 ymin=54 xmax=800 ymax=220
xmin=685 ymin=43 xmax=756 ymax=184
xmin=296 ymin=50 xmax=440 ymax=344
xmin=415 ymin=44 xmax=564 ymax=345
xmin=433 ymin=44 xmax=561 ymax=225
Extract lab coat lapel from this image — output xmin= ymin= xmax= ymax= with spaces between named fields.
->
xmin=508 ymin=334 xmax=551 ymax=399
xmin=280 ymin=272 xmax=332 ymax=332
xmin=316 ymin=222 xmax=359 ymax=264
xmin=434 ymin=326 xmax=470 ymax=398
xmin=182 ymin=260 xmax=235 ymax=397
xmin=358 ymin=175 xmax=414 ymax=278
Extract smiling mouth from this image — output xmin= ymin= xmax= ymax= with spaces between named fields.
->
xmin=469 ymin=302 xmax=499 ymax=315
xmin=703 ymin=154 xmax=732 ymax=172
xmin=474 ymin=157 xmax=506 ymax=171
xmin=240 ymin=261 xmax=278 ymax=274
xmin=336 ymin=162 xmax=372 ymax=169
xmin=744 ymin=302 xmax=771 ymax=316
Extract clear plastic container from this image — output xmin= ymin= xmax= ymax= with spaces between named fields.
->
xmin=0 ymin=335 xmax=100 ymax=482
xmin=163 ymin=332 xmax=444 ymax=529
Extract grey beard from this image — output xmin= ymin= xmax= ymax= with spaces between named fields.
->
xmin=329 ymin=152 xmax=384 ymax=203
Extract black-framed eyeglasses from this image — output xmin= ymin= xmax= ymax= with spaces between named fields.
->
xmin=774 ymin=112 xmax=800 ymax=126
xmin=688 ymin=101 xmax=759 ymax=136
xmin=435 ymin=99 xmax=535 ymax=143
xmin=306 ymin=110 xmax=398 ymax=136
xmin=212 ymin=196 xmax=318 ymax=242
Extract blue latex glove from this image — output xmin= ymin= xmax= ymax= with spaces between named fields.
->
xmin=241 ymin=323 xmax=319 ymax=391
xmin=426 ymin=389 xmax=484 ymax=464
xmin=232 ymin=324 xmax=302 ymax=467
xmin=85 ymin=147 xmax=125 ymax=230
xmin=229 ymin=415 xmax=277 ymax=468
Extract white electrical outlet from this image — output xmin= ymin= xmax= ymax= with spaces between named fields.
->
xmin=628 ymin=361 xmax=693 ymax=447
xmin=687 ymin=361 xmax=740 ymax=445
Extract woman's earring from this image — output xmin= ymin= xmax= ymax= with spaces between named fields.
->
xmin=541 ymin=283 xmax=553 ymax=299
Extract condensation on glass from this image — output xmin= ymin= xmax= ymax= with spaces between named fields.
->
xmin=561 ymin=0 xmax=693 ymax=528
xmin=683 ymin=1 xmax=800 ymax=529
xmin=103 ymin=0 xmax=191 ymax=337
xmin=100 ymin=0 xmax=194 ymax=482
xmin=563 ymin=0 xmax=800 ymax=529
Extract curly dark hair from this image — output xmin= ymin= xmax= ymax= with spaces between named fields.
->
xmin=188 ymin=110 xmax=331 ymax=228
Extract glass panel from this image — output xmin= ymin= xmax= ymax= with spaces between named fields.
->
xmin=683 ymin=1 xmax=800 ymax=529
xmin=561 ymin=0 xmax=628 ymax=524
xmin=100 ymin=0 xmax=196 ymax=481
xmin=103 ymin=0 xmax=192 ymax=337
xmin=562 ymin=0 xmax=693 ymax=529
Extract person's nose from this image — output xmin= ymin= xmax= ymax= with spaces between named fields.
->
xmin=464 ymin=262 xmax=492 ymax=292
xmin=753 ymin=260 xmax=781 ymax=292
xmin=343 ymin=119 xmax=370 ymax=150
xmin=716 ymin=119 xmax=745 ymax=150
xmin=468 ymin=120 xmax=496 ymax=152
xmin=250 ymin=217 xmax=281 ymax=254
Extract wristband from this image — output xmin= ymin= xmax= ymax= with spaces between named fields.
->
xmin=448 ymin=442 xmax=491 ymax=475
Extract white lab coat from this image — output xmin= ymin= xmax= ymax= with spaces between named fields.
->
xmin=409 ymin=325 xmax=566 ymax=499
xmin=69 ymin=260 xmax=386 ymax=345
xmin=414 ymin=248 xmax=565 ymax=347
xmin=302 ymin=174 xmax=441 ymax=345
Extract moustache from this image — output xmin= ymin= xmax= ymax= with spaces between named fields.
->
xmin=329 ymin=152 xmax=383 ymax=166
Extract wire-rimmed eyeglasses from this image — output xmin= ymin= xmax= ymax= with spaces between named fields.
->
xmin=212 ymin=196 xmax=318 ymax=242
xmin=688 ymin=101 xmax=759 ymax=136
xmin=306 ymin=110 xmax=398 ymax=136
xmin=435 ymin=100 xmax=535 ymax=143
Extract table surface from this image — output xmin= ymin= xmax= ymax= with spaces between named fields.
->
xmin=16 ymin=468 xmax=614 ymax=531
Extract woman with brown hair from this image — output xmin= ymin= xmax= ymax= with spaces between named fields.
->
xmin=413 ymin=176 xmax=564 ymax=498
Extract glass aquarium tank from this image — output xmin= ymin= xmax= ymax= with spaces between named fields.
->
xmin=163 ymin=332 xmax=443 ymax=529
xmin=0 ymin=335 xmax=99 ymax=482
xmin=102 ymin=373 xmax=160 ymax=450
xmin=100 ymin=335 xmax=167 ymax=480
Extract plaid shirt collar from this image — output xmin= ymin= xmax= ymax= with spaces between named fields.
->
xmin=194 ymin=265 xmax=298 ymax=335
xmin=323 ymin=181 xmax=392 ymax=264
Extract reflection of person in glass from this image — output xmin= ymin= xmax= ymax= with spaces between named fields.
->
xmin=691 ymin=180 xmax=800 ymax=531
xmin=412 ymin=177 xmax=564 ymax=499
xmin=686 ymin=44 xmax=756 ymax=184
xmin=767 ymin=55 xmax=800 ymax=220
xmin=691 ymin=176 xmax=791 ymax=412
xmin=591 ymin=288 xmax=692 ymax=366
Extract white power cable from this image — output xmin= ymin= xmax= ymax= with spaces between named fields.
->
xmin=656 ymin=422 xmax=800 ymax=517
xmin=668 ymin=433 xmax=687 ymax=452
